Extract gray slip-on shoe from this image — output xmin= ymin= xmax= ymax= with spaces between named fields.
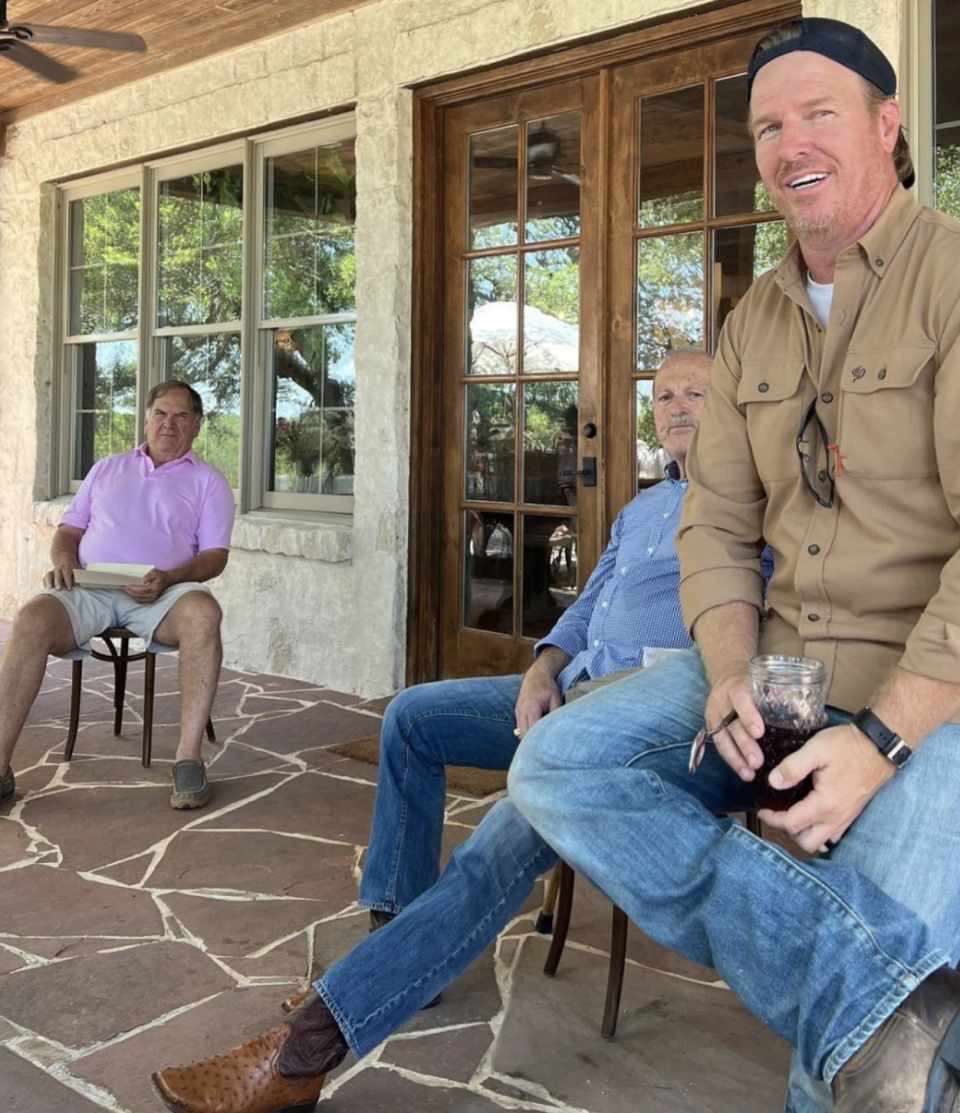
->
xmin=170 ymin=760 xmax=211 ymax=810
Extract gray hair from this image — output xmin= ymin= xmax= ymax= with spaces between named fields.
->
xmin=145 ymin=380 xmax=203 ymax=419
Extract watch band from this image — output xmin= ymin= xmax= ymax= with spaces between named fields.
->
xmin=852 ymin=706 xmax=913 ymax=768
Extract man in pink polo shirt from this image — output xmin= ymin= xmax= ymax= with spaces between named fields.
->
xmin=0 ymin=380 xmax=235 ymax=811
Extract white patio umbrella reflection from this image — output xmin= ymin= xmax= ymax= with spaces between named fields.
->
xmin=468 ymin=301 xmax=579 ymax=375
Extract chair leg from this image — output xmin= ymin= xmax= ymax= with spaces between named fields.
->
xmin=142 ymin=652 xmax=156 ymax=768
xmin=601 ymin=906 xmax=629 ymax=1040
xmin=543 ymin=862 xmax=575 ymax=976
xmin=113 ymin=636 xmax=129 ymax=736
xmin=536 ymin=861 xmax=563 ymax=934
xmin=205 ymin=718 xmax=216 ymax=743
xmin=64 ymin=659 xmax=84 ymax=762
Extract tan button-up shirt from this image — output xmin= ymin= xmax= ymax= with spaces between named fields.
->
xmin=677 ymin=185 xmax=960 ymax=714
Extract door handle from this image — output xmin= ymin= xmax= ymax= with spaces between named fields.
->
xmin=558 ymin=457 xmax=597 ymax=487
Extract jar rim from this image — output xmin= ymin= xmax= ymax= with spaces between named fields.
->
xmin=748 ymin=654 xmax=826 ymax=682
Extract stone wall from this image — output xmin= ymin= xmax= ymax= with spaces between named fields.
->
xmin=0 ymin=0 xmax=904 ymax=695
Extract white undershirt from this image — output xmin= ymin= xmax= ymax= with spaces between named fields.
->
xmin=806 ymin=275 xmax=834 ymax=330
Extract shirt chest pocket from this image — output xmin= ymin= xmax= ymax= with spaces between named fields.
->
xmin=737 ymin=360 xmax=807 ymax=482
xmin=838 ymin=346 xmax=937 ymax=479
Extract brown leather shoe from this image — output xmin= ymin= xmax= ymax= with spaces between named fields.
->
xmin=152 ymin=1023 xmax=325 ymax=1113
xmin=832 ymin=967 xmax=960 ymax=1113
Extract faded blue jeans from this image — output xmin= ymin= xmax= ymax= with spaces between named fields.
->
xmin=357 ymin=674 xmax=524 ymax=914
xmin=318 ymin=649 xmax=959 ymax=1104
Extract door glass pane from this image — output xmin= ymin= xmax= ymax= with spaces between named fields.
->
xmin=636 ymin=378 xmax=668 ymax=487
xmin=162 ymin=333 xmax=242 ymax=487
xmin=714 ymin=75 xmax=775 ymax=217
xmin=637 ymin=231 xmax=704 ymax=370
xmin=465 ymin=383 xmax=515 ymax=502
xmin=158 ymin=166 xmax=243 ymax=328
xmin=525 ymin=112 xmax=582 ymax=242
xmin=522 ymin=382 xmax=579 ymax=505
xmin=467 ymin=255 xmax=518 ymax=375
xmin=469 ymin=126 xmax=519 ymax=248
xmin=521 ymin=514 xmax=578 ymax=638
xmin=638 ymin=85 xmax=704 ymax=228
xmin=523 ymin=247 xmax=580 ymax=374
xmin=72 ymin=340 xmax=138 ymax=480
xmin=464 ymin=510 xmax=514 ymax=633
xmin=263 ymin=139 xmax=356 ymax=320
xmin=268 ymin=325 xmax=356 ymax=495
xmin=712 ymin=222 xmax=787 ymax=341
xmin=68 ymin=189 xmax=140 ymax=335
xmin=935 ymin=1 xmax=960 ymax=220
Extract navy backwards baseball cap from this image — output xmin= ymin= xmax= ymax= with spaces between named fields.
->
xmin=746 ymin=18 xmax=897 ymax=103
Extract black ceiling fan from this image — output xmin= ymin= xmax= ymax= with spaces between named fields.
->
xmin=474 ymin=124 xmax=581 ymax=186
xmin=0 ymin=1 xmax=146 ymax=84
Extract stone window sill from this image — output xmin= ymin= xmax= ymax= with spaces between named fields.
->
xmin=32 ymin=502 xmax=353 ymax=564
xmin=231 ymin=511 xmax=353 ymax=563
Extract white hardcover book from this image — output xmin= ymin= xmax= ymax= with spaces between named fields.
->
xmin=74 ymin=562 xmax=154 ymax=588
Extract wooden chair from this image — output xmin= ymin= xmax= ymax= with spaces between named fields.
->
xmin=538 ymin=812 xmax=763 ymax=1039
xmin=62 ymin=627 xmax=215 ymax=767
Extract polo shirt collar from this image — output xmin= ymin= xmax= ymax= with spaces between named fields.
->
xmin=135 ymin=443 xmax=200 ymax=469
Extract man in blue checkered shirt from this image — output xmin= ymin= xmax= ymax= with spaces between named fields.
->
xmin=347 ymin=350 xmax=774 ymax=938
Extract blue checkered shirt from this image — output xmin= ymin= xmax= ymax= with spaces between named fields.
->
xmin=536 ymin=465 xmax=774 ymax=696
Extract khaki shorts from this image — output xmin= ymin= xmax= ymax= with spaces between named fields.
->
xmin=37 ymin=582 xmax=213 ymax=660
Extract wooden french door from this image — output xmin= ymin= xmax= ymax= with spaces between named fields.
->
xmin=439 ymin=80 xmax=605 ymax=678
xmin=605 ymin=35 xmax=788 ymax=515
xmin=423 ymin=2 xmax=797 ymax=682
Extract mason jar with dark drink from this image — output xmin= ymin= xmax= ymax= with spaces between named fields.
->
xmin=748 ymin=655 xmax=828 ymax=812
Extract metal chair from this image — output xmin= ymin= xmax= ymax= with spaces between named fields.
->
xmin=538 ymin=812 xmax=763 ymax=1039
xmin=62 ymin=627 xmax=215 ymax=767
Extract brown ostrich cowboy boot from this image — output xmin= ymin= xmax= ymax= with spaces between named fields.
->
xmin=152 ymin=995 xmax=348 ymax=1113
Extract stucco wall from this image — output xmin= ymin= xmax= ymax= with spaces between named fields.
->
xmin=0 ymin=0 xmax=904 ymax=695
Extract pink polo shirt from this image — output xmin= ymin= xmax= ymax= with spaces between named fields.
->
xmin=61 ymin=446 xmax=236 ymax=571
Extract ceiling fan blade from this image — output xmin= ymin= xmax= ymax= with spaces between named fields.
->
xmin=22 ymin=24 xmax=146 ymax=52
xmin=0 ymin=39 xmax=78 ymax=82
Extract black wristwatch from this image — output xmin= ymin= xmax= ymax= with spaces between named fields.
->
xmin=852 ymin=707 xmax=913 ymax=769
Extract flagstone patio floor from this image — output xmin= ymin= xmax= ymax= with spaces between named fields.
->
xmin=0 ymin=619 xmax=791 ymax=1112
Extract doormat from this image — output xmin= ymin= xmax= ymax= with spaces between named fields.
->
xmin=328 ymin=737 xmax=509 ymax=798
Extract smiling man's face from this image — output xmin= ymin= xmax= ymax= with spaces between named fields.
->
xmin=750 ymin=51 xmax=899 ymax=248
xmin=144 ymin=388 xmax=202 ymax=465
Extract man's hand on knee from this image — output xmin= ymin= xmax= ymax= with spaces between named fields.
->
xmin=43 ymin=560 xmax=81 ymax=591
xmin=514 ymin=663 xmax=562 ymax=739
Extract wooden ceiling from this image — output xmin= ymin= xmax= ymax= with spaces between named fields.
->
xmin=0 ymin=0 xmax=379 ymax=123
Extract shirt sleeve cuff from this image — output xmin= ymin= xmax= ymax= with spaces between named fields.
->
xmin=898 ymin=612 xmax=960 ymax=685
xmin=680 ymin=567 xmax=766 ymax=636
xmin=534 ymin=630 xmax=584 ymax=661
xmin=58 ymin=511 xmax=87 ymax=530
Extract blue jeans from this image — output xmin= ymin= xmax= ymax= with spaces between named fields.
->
xmin=507 ymin=649 xmax=960 ymax=1097
xmin=317 ymin=649 xmax=958 ymax=1099
xmin=358 ymin=675 xmax=524 ymax=913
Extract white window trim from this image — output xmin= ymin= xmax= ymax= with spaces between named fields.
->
xmin=57 ymin=167 xmax=143 ymax=494
xmin=252 ymin=113 xmax=357 ymax=514
xmin=53 ymin=114 xmax=358 ymax=517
